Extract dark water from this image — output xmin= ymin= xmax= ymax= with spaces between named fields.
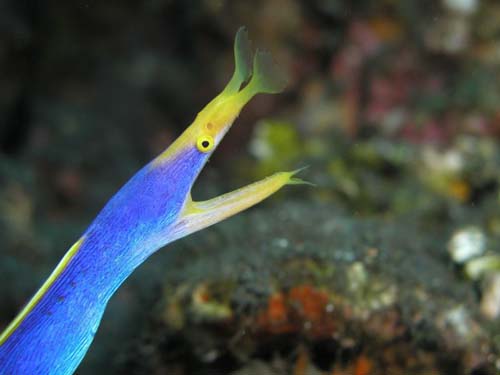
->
xmin=1 ymin=1 xmax=499 ymax=374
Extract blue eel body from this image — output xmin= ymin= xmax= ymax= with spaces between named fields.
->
xmin=0 ymin=150 xmax=203 ymax=374
xmin=0 ymin=27 xmax=298 ymax=374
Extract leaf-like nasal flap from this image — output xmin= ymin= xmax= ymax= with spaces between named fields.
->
xmin=194 ymin=27 xmax=288 ymax=129
xmin=234 ymin=27 xmax=252 ymax=85
xmin=250 ymin=49 xmax=288 ymax=94
xmin=223 ymin=26 xmax=253 ymax=95
xmin=222 ymin=27 xmax=287 ymax=99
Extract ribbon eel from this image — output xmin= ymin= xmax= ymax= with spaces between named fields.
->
xmin=0 ymin=27 xmax=305 ymax=374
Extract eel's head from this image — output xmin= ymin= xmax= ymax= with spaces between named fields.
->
xmin=115 ymin=27 xmax=304 ymax=257
xmin=153 ymin=27 xmax=287 ymax=170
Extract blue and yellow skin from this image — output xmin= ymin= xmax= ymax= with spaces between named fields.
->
xmin=0 ymin=28 xmax=304 ymax=374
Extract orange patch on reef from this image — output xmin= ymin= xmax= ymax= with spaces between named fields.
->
xmin=293 ymin=346 xmax=310 ymax=375
xmin=267 ymin=293 xmax=288 ymax=324
xmin=289 ymin=285 xmax=329 ymax=322
xmin=256 ymin=292 xmax=296 ymax=334
xmin=354 ymin=355 xmax=373 ymax=375
xmin=330 ymin=354 xmax=373 ymax=375
xmin=256 ymin=284 xmax=335 ymax=338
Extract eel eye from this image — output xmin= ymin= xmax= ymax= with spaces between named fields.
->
xmin=196 ymin=135 xmax=215 ymax=153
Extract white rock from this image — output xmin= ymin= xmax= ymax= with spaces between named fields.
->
xmin=443 ymin=0 xmax=478 ymax=14
xmin=448 ymin=226 xmax=486 ymax=264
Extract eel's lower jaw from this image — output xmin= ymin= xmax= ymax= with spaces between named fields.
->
xmin=167 ymin=169 xmax=308 ymax=242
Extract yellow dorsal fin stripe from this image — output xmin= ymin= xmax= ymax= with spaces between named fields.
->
xmin=0 ymin=237 xmax=85 ymax=345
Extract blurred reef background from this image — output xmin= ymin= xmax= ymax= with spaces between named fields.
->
xmin=2 ymin=0 xmax=500 ymax=374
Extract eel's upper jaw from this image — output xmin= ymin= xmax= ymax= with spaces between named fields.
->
xmin=153 ymin=27 xmax=287 ymax=167
xmin=194 ymin=27 xmax=289 ymax=138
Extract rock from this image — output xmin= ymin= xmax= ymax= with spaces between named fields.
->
xmin=119 ymin=202 xmax=497 ymax=375
xmin=448 ymin=226 xmax=486 ymax=264
xmin=481 ymin=273 xmax=500 ymax=319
